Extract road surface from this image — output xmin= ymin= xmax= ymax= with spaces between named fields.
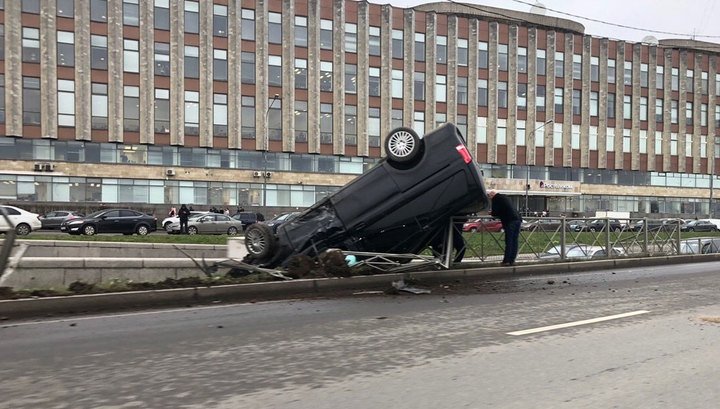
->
xmin=1 ymin=261 xmax=720 ymax=408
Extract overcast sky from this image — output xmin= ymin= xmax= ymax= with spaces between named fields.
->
xmin=378 ymin=0 xmax=720 ymax=44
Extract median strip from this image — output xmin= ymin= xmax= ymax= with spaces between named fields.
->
xmin=507 ymin=310 xmax=651 ymax=336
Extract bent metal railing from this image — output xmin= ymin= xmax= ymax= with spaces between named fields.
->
xmin=452 ymin=216 xmax=715 ymax=265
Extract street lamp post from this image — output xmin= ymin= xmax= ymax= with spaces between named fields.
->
xmin=524 ymin=120 xmax=554 ymax=215
xmin=262 ymin=94 xmax=280 ymax=209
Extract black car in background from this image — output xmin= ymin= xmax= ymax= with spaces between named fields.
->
xmin=681 ymin=220 xmax=718 ymax=232
xmin=60 ymin=209 xmax=157 ymax=236
xmin=232 ymin=212 xmax=265 ymax=231
xmin=39 ymin=210 xmax=84 ymax=230
xmin=244 ymin=123 xmax=488 ymax=268
xmin=584 ymin=219 xmax=625 ymax=232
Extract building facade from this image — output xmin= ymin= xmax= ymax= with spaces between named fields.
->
xmin=0 ymin=0 xmax=719 ymax=217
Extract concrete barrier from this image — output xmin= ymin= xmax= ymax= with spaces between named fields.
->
xmin=5 ymin=239 xmax=228 ymax=259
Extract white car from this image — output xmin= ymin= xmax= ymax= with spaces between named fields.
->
xmin=0 ymin=205 xmax=43 ymax=236
xmin=161 ymin=211 xmax=208 ymax=232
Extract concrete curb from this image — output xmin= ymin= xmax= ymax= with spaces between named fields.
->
xmin=2 ymin=253 xmax=720 ymax=320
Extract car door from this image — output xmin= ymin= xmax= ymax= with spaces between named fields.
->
xmin=0 ymin=206 xmax=19 ymax=231
xmin=97 ymin=210 xmax=120 ymax=233
xmin=51 ymin=211 xmax=70 ymax=229
xmin=215 ymin=214 xmax=232 ymax=233
xmin=41 ymin=211 xmax=57 ymax=229
xmin=119 ymin=210 xmax=142 ymax=233
xmin=195 ymin=214 xmax=213 ymax=233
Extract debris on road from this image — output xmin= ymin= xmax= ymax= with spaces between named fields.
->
xmin=390 ymin=279 xmax=431 ymax=295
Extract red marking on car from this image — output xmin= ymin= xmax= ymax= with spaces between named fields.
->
xmin=456 ymin=144 xmax=472 ymax=164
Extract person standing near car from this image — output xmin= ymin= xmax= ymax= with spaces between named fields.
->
xmin=488 ymin=190 xmax=522 ymax=266
xmin=179 ymin=204 xmax=190 ymax=234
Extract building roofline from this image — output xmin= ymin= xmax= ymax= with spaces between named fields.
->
xmin=658 ymin=39 xmax=720 ymax=54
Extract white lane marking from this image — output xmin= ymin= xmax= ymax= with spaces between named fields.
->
xmin=507 ymin=310 xmax=651 ymax=336
xmin=3 ymin=299 xmax=300 ymax=328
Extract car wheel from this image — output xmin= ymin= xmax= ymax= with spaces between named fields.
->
xmin=614 ymin=227 xmax=621 ymax=233
xmin=83 ymin=224 xmax=96 ymax=236
xmin=15 ymin=223 xmax=31 ymax=236
xmin=188 ymin=226 xmax=198 ymax=235
xmin=470 ymin=227 xmax=477 ymax=233
xmin=245 ymin=223 xmax=277 ymax=259
xmin=163 ymin=221 xmax=172 ymax=230
xmin=136 ymin=224 xmax=149 ymax=236
xmin=385 ymin=127 xmax=421 ymax=164
xmin=589 ymin=227 xmax=597 ymax=232
xmin=688 ymin=227 xmax=695 ymax=232
xmin=227 ymin=226 xmax=238 ymax=236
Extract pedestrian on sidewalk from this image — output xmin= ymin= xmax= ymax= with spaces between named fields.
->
xmin=488 ymin=190 xmax=522 ymax=266
xmin=178 ymin=204 xmax=190 ymax=234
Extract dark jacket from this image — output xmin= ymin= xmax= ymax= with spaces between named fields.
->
xmin=491 ymin=193 xmax=521 ymax=225
xmin=178 ymin=206 xmax=191 ymax=221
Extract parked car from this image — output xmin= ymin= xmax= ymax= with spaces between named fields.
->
xmin=0 ymin=205 xmax=43 ymax=236
xmin=265 ymin=212 xmax=301 ymax=233
xmin=232 ymin=212 xmax=265 ymax=231
xmin=162 ymin=211 xmax=208 ymax=232
xmin=167 ymin=213 xmax=244 ymax=235
xmin=243 ymin=123 xmax=488 ymax=268
xmin=60 ymin=209 xmax=157 ymax=236
xmin=539 ymin=244 xmax=623 ymax=260
xmin=38 ymin=210 xmax=84 ymax=230
xmin=630 ymin=219 xmax=665 ymax=232
xmin=681 ymin=220 xmax=718 ymax=232
xmin=584 ymin=219 xmax=625 ymax=232
xmin=521 ymin=219 xmax=571 ymax=232
xmin=462 ymin=218 xmax=503 ymax=233
xmin=679 ymin=238 xmax=720 ymax=254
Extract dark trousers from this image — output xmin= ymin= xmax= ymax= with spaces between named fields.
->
xmin=503 ymin=220 xmax=522 ymax=263
xmin=180 ymin=219 xmax=188 ymax=234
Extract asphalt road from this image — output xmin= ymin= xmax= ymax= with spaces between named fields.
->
xmin=1 ymin=261 xmax=720 ymax=409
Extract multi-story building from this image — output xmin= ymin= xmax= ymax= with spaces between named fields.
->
xmin=0 ymin=0 xmax=719 ymax=217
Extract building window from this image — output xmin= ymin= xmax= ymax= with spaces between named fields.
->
xmin=572 ymin=54 xmax=582 ymax=80
xmin=155 ymin=0 xmax=170 ymax=31
xmin=517 ymin=83 xmax=527 ymax=110
xmin=536 ymin=85 xmax=545 ymax=112
xmin=497 ymin=119 xmax=507 ymax=145
xmin=572 ymin=89 xmax=581 ymax=115
xmin=686 ymin=102 xmax=693 ymax=126
xmin=345 ymin=64 xmax=357 ymax=94
xmin=345 ymin=23 xmax=357 ymax=53
xmin=345 ymin=105 xmax=357 ymax=145
xmin=57 ymin=0 xmax=74 ymax=17
xmin=267 ymin=12 xmax=282 ymax=44
xmin=90 ymin=0 xmax=107 ymax=22
xmin=670 ymin=100 xmax=678 ymax=124
xmin=640 ymin=63 xmax=648 ymax=87
xmin=671 ymin=68 xmax=679 ymax=91
xmin=640 ymin=130 xmax=647 ymax=154
xmin=415 ymin=33 xmax=425 ymax=62
xmin=686 ymin=69 xmax=694 ymax=93
xmin=295 ymin=16 xmax=308 ymax=48
xmin=392 ymin=70 xmax=403 ymax=99
xmin=268 ymin=98 xmax=282 ymax=141
xmin=22 ymin=27 xmax=40 ymax=63
xmin=657 ymin=66 xmax=664 ymax=89
xmin=320 ymin=61 xmax=332 ymax=92
xmin=590 ymin=91 xmax=599 ymax=117
xmin=123 ymin=86 xmax=139 ymax=132
xmin=184 ymin=46 xmax=199 ymax=78
xmin=369 ymin=67 xmax=380 ymax=97
xmin=154 ymin=42 xmax=170 ymax=76
xmin=58 ymin=79 xmax=75 ymax=127
xmin=295 ymin=59 xmax=307 ymax=89
xmin=554 ymin=87 xmax=563 ymax=114
xmin=555 ymin=52 xmax=564 ymax=77
xmin=478 ymin=79 xmax=488 ymax=107
xmin=624 ymin=61 xmax=632 ymax=86
xmin=294 ymin=101 xmax=308 ymax=142
xmin=517 ymin=47 xmax=527 ymax=73
xmin=701 ymin=72 xmax=709 ymax=94
xmin=241 ymin=9 xmax=255 ymax=41
xmin=214 ymin=49 xmax=227 ymax=81
xmin=369 ymin=26 xmax=381 ymax=56
xmin=268 ymin=56 xmax=282 ymax=87
xmin=241 ymin=96 xmax=255 ymax=139
xmin=457 ymin=38 xmax=468 ymax=66
xmin=22 ymin=77 xmax=40 ymax=125
xmin=123 ymin=39 xmax=139 ymax=73
xmin=0 ymin=25 xmax=3 ymax=60
xmin=623 ymin=129 xmax=631 ymax=153
xmin=655 ymin=99 xmax=663 ymax=122
xmin=0 ymin=74 xmax=4 ymax=122
xmin=154 ymin=89 xmax=170 ymax=133
xmin=457 ymin=77 xmax=468 ymax=105
xmin=57 ymin=31 xmax=75 ymax=67
xmin=608 ymin=59 xmax=616 ymax=83
xmin=413 ymin=111 xmax=424 ymax=136
xmin=91 ymin=83 xmax=108 ymax=130
xmin=436 ymin=36 xmax=447 ymax=64
xmin=414 ymin=72 xmax=425 ymax=101
xmin=204 ymin=6 xmax=225 ymax=36
xmin=392 ymin=29 xmax=403 ymax=59
xmin=536 ymin=49 xmax=546 ymax=76
xmin=478 ymin=42 xmax=488 ymax=69
xmin=22 ymin=0 xmax=40 ymax=13
xmin=123 ymin=0 xmax=139 ymax=26
xmin=369 ymin=108 xmax=380 ymax=147
xmin=701 ymin=103 xmax=708 ymax=127
xmin=498 ymin=44 xmax=508 ymax=71
xmin=241 ymin=52 xmax=255 ymax=84
xmin=184 ymin=91 xmax=199 ymax=136
xmin=716 ymin=106 xmax=720 ymax=128
xmin=591 ymin=56 xmax=599 ymax=82
xmin=213 ymin=93 xmax=227 ymax=137
xmin=640 ymin=96 xmax=648 ymax=121
xmin=393 ymin=109 xmax=404 ymax=129
xmin=607 ymin=93 xmax=615 ymax=118
xmin=436 ymin=75 xmax=446 ymax=102
xmin=184 ymin=1 xmax=199 ymax=34
xmin=320 ymin=19 xmax=332 ymax=50
xmin=320 ymin=103 xmax=332 ymax=144
xmin=498 ymin=82 xmax=508 ymax=108
xmin=623 ymin=95 xmax=632 ymax=119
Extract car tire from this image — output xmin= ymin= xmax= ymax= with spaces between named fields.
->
xmin=245 ymin=223 xmax=277 ymax=259
xmin=385 ymin=127 xmax=422 ymax=164
xmin=614 ymin=227 xmax=621 ymax=233
xmin=188 ymin=226 xmax=198 ymax=235
xmin=688 ymin=227 xmax=695 ymax=232
xmin=163 ymin=222 xmax=172 ymax=230
xmin=15 ymin=223 xmax=31 ymax=236
xmin=83 ymin=224 xmax=96 ymax=236
xmin=589 ymin=227 xmax=597 ymax=232
xmin=227 ymin=226 xmax=238 ymax=236
xmin=470 ymin=227 xmax=477 ymax=233
xmin=136 ymin=224 xmax=150 ymax=236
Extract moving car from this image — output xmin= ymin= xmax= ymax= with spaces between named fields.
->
xmin=265 ymin=212 xmax=301 ymax=233
xmin=38 ymin=210 xmax=84 ymax=230
xmin=162 ymin=211 xmax=208 ymax=231
xmin=0 ymin=205 xmax=43 ymax=236
xmin=167 ymin=213 xmax=243 ymax=235
xmin=243 ymin=124 xmax=488 ymax=268
xmin=462 ymin=218 xmax=503 ymax=233
xmin=680 ymin=220 xmax=718 ymax=232
xmin=60 ymin=209 xmax=157 ymax=236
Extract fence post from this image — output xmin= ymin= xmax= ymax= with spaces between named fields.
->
xmin=605 ymin=217 xmax=611 ymax=257
xmin=643 ymin=217 xmax=649 ymax=255
xmin=675 ymin=218 xmax=682 ymax=255
xmin=560 ymin=216 xmax=566 ymax=260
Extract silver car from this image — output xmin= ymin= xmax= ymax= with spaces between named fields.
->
xmin=167 ymin=213 xmax=243 ymax=235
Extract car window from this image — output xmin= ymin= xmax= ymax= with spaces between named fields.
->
xmin=103 ymin=210 xmax=121 ymax=218
xmin=217 ymin=215 xmax=231 ymax=221
xmin=57 ymin=211 xmax=69 ymax=217
xmin=0 ymin=207 xmax=20 ymax=216
xmin=119 ymin=210 xmax=140 ymax=217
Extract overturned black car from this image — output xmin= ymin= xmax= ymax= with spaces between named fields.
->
xmin=244 ymin=123 xmax=489 ymax=268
